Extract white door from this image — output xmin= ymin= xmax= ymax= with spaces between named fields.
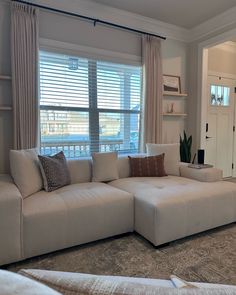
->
xmin=205 ymin=75 xmax=235 ymax=178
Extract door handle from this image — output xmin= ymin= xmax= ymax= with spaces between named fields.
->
xmin=206 ymin=136 xmax=212 ymax=139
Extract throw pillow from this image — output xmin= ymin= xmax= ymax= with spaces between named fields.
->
xmin=128 ymin=154 xmax=167 ymax=177
xmin=92 ymin=152 xmax=119 ymax=182
xmin=10 ymin=148 xmax=43 ymax=198
xmin=146 ymin=143 xmax=180 ymax=176
xmin=38 ymin=151 xmax=71 ymax=192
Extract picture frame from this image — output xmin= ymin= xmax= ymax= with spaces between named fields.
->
xmin=163 ymin=75 xmax=181 ymax=94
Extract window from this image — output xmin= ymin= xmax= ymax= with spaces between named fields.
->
xmin=39 ymin=51 xmax=142 ymax=157
xmin=210 ymin=85 xmax=230 ymax=106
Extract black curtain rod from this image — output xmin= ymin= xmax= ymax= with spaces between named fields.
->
xmin=11 ymin=0 xmax=166 ymax=40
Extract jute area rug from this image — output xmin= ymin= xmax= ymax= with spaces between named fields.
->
xmin=4 ymin=224 xmax=236 ymax=285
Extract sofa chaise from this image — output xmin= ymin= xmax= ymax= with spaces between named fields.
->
xmin=0 ymin=145 xmax=236 ymax=266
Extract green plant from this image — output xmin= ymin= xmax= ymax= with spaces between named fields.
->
xmin=180 ymin=131 xmax=192 ymax=163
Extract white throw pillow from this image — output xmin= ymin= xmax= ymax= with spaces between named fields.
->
xmin=10 ymin=149 xmax=43 ymax=198
xmin=92 ymin=152 xmax=119 ymax=182
xmin=146 ymin=143 xmax=180 ymax=176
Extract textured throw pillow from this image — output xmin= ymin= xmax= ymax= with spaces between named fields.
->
xmin=92 ymin=152 xmax=119 ymax=182
xmin=38 ymin=151 xmax=71 ymax=192
xmin=10 ymin=148 xmax=43 ymax=198
xmin=146 ymin=143 xmax=180 ymax=176
xmin=128 ymin=154 xmax=167 ymax=177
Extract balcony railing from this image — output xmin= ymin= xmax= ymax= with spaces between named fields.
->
xmin=40 ymin=140 xmax=123 ymax=157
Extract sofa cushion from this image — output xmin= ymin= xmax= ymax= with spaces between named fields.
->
xmin=19 ymin=269 xmax=236 ymax=295
xmin=23 ymin=182 xmax=134 ymax=259
xmin=109 ymin=176 xmax=236 ymax=246
xmin=128 ymin=154 xmax=167 ymax=177
xmin=67 ymin=158 xmax=92 ymax=183
xmin=92 ymin=152 xmax=119 ymax=182
xmin=10 ymin=148 xmax=43 ymax=198
xmin=146 ymin=143 xmax=180 ymax=176
xmin=0 ymin=270 xmax=61 ymax=295
xmin=38 ymin=151 xmax=71 ymax=192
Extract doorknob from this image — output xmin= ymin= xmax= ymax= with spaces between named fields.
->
xmin=206 ymin=136 xmax=212 ymax=139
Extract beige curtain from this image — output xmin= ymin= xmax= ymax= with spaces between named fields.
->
xmin=140 ymin=35 xmax=163 ymax=151
xmin=11 ymin=2 xmax=39 ymax=149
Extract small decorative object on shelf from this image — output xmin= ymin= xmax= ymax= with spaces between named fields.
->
xmin=166 ymin=102 xmax=175 ymax=113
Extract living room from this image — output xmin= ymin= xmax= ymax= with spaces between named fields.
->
xmin=0 ymin=0 xmax=236 ymax=294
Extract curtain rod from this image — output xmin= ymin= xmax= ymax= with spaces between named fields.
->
xmin=11 ymin=0 xmax=166 ymax=40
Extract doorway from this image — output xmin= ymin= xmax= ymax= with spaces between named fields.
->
xmin=205 ymin=75 xmax=235 ymax=177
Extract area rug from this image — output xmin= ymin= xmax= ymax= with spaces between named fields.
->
xmin=4 ymin=224 xmax=236 ymax=285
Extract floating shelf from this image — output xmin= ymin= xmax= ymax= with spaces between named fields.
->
xmin=0 ymin=75 xmax=11 ymax=80
xmin=163 ymin=113 xmax=187 ymax=117
xmin=0 ymin=106 xmax=13 ymax=111
xmin=163 ymin=92 xmax=187 ymax=97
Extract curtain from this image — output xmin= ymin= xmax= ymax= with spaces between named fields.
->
xmin=140 ymin=35 xmax=163 ymax=151
xmin=11 ymin=2 xmax=39 ymax=149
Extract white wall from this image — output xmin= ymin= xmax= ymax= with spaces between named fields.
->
xmin=208 ymin=43 xmax=236 ymax=75
xmin=0 ymin=0 xmax=188 ymax=173
xmin=162 ymin=39 xmax=188 ymax=144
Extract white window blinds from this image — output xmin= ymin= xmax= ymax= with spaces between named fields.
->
xmin=39 ymin=50 xmax=142 ymax=157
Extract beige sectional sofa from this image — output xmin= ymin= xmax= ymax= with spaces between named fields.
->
xmin=0 ymin=151 xmax=236 ymax=266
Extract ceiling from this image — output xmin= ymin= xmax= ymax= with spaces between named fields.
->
xmin=90 ymin=0 xmax=236 ymax=29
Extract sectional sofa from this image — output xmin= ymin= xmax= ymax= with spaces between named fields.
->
xmin=0 ymin=144 xmax=236 ymax=266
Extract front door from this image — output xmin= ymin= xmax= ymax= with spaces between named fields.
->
xmin=205 ymin=75 xmax=235 ymax=177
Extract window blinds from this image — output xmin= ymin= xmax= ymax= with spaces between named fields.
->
xmin=39 ymin=50 xmax=142 ymax=157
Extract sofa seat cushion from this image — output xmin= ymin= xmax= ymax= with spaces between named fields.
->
xmin=109 ymin=176 xmax=236 ymax=246
xmin=23 ymin=183 xmax=134 ymax=259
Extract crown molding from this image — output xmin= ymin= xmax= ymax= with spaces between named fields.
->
xmin=32 ymin=0 xmax=189 ymax=42
xmin=189 ymin=6 xmax=236 ymax=42
xmin=17 ymin=0 xmax=236 ymax=43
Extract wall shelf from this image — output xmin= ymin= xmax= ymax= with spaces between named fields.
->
xmin=163 ymin=92 xmax=187 ymax=97
xmin=0 ymin=75 xmax=11 ymax=80
xmin=163 ymin=112 xmax=187 ymax=117
xmin=0 ymin=106 xmax=12 ymax=111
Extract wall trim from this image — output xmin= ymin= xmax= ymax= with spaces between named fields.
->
xmin=208 ymin=70 xmax=236 ymax=81
xmin=6 ymin=0 xmax=236 ymax=42
xmin=34 ymin=0 xmax=189 ymax=42
xmin=189 ymin=6 xmax=236 ymax=42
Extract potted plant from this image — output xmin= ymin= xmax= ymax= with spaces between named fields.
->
xmin=180 ymin=131 xmax=192 ymax=163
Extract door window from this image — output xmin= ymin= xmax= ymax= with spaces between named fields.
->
xmin=210 ymin=85 xmax=230 ymax=106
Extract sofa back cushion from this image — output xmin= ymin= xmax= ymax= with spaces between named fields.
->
xmin=67 ymin=158 xmax=92 ymax=184
xmin=146 ymin=143 xmax=180 ymax=176
xmin=10 ymin=149 xmax=43 ymax=198
xmin=92 ymin=152 xmax=119 ymax=182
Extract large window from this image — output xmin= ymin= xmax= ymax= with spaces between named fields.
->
xmin=39 ymin=51 xmax=142 ymax=157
